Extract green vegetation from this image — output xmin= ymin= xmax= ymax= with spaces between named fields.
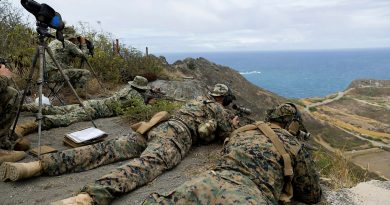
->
xmin=0 ymin=0 xmax=36 ymax=72
xmin=309 ymin=107 xmax=317 ymax=112
xmin=0 ymin=0 xmax=166 ymax=88
xmin=321 ymin=127 xmax=371 ymax=151
xmin=123 ymin=98 xmax=183 ymax=123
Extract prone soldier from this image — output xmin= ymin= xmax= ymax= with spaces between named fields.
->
xmin=143 ymin=103 xmax=322 ymax=205
xmin=15 ymin=76 xmax=151 ymax=135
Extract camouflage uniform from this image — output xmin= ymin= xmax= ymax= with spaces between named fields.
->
xmin=40 ymin=132 xmax=147 ymax=176
xmin=46 ymin=39 xmax=91 ymax=88
xmin=0 ymin=76 xmax=20 ymax=150
xmin=143 ymin=124 xmax=322 ymax=205
xmin=81 ymin=96 xmax=235 ymax=205
xmin=22 ymin=84 xmax=144 ymax=130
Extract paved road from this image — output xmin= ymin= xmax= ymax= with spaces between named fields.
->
xmin=305 ymin=90 xmax=349 ymax=112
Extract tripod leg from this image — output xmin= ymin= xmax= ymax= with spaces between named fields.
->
xmin=37 ymin=44 xmax=46 ymax=158
xmin=45 ymin=46 xmax=97 ymax=128
xmin=10 ymin=47 xmax=39 ymax=138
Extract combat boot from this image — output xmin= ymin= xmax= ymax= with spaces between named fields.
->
xmin=14 ymin=121 xmax=38 ymax=136
xmin=0 ymin=161 xmax=42 ymax=181
xmin=13 ymin=138 xmax=31 ymax=151
xmin=0 ymin=149 xmax=26 ymax=164
xmin=50 ymin=193 xmax=93 ymax=205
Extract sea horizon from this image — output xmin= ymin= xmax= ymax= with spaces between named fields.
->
xmin=159 ymin=48 xmax=390 ymax=99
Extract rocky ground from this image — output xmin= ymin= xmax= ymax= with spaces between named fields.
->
xmin=0 ymin=116 xmax=223 ymax=205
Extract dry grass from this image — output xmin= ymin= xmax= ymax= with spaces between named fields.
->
xmin=313 ymin=149 xmax=370 ymax=190
xmin=312 ymin=111 xmax=390 ymax=140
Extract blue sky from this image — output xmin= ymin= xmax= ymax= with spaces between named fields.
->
xmin=14 ymin=0 xmax=390 ymax=53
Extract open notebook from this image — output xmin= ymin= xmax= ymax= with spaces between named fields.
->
xmin=64 ymin=127 xmax=107 ymax=147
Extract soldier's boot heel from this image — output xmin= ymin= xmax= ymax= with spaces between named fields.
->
xmin=0 ymin=150 xmax=27 ymax=164
xmin=7 ymin=161 xmax=42 ymax=181
xmin=15 ymin=121 xmax=38 ymax=136
xmin=0 ymin=162 xmax=10 ymax=181
xmin=50 ymin=193 xmax=93 ymax=205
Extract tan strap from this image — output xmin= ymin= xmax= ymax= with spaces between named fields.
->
xmin=256 ymin=122 xmax=294 ymax=203
xmin=232 ymin=124 xmax=258 ymax=135
xmin=256 ymin=123 xmax=293 ymax=176
xmin=132 ymin=111 xmax=170 ymax=134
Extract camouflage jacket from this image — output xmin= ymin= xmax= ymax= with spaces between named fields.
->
xmin=46 ymin=39 xmax=89 ymax=70
xmin=0 ymin=75 xmax=19 ymax=139
xmin=216 ymin=124 xmax=322 ymax=204
xmin=171 ymin=96 xmax=234 ymax=143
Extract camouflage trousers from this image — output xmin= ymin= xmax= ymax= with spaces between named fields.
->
xmin=40 ymin=132 xmax=147 ymax=175
xmin=143 ymin=170 xmax=270 ymax=205
xmin=0 ymin=86 xmax=21 ymax=150
xmin=23 ymin=98 xmax=120 ymax=130
xmin=48 ymin=68 xmax=91 ymax=89
xmin=82 ymin=120 xmax=193 ymax=205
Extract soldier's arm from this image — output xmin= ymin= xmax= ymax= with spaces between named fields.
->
xmin=292 ymin=147 xmax=322 ymax=203
xmin=215 ymin=106 xmax=236 ymax=140
xmin=67 ymin=40 xmax=88 ymax=58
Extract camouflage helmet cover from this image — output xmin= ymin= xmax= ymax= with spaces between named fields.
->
xmin=210 ymin=84 xmax=229 ymax=97
xmin=265 ymin=103 xmax=300 ymax=124
xmin=129 ymin=76 xmax=150 ymax=90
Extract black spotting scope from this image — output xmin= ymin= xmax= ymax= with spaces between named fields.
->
xmin=21 ymin=0 xmax=65 ymax=40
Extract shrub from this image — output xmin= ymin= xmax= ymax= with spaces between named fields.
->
xmin=123 ymin=99 xmax=183 ymax=123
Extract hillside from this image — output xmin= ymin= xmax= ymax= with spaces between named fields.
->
xmin=302 ymin=79 xmax=390 ymax=180
xmin=0 ymin=58 xmax=387 ymax=205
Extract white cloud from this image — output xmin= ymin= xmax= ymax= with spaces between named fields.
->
xmin=13 ymin=0 xmax=390 ymax=52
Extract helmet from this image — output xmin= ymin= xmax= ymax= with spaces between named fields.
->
xmin=129 ymin=76 xmax=150 ymax=90
xmin=210 ymin=84 xmax=229 ymax=97
xmin=210 ymin=83 xmax=236 ymax=106
xmin=265 ymin=103 xmax=305 ymax=135
xmin=62 ymin=26 xmax=77 ymax=39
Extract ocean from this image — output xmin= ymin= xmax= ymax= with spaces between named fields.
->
xmin=160 ymin=48 xmax=390 ymax=99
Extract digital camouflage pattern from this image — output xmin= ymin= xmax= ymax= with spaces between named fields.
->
xmin=40 ymin=132 xmax=147 ymax=175
xmin=143 ymin=124 xmax=322 ymax=205
xmin=22 ymin=85 xmax=144 ymax=130
xmin=46 ymin=39 xmax=91 ymax=88
xmin=80 ymin=96 xmax=235 ymax=205
xmin=0 ymin=76 xmax=20 ymax=150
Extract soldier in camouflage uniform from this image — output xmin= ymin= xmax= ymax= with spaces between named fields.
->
xmin=0 ymin=64 xmax=30 ymax=164
xmin=143 ymin=103 xmax=322 ymax=205
xmin=46 ymin=26 xmax=91 ymax=89
xmin=3 ymin=84 xmax=236 ymax=205
xmin=17 ymin=76 xmax=150 ymax=134
xmin=0 ymin=67 xmax=20 ymax=150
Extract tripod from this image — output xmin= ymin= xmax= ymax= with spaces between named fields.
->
xmin=11 ymin=23 xmax=97 ymax=158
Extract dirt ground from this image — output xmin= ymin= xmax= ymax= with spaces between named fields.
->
xmin=0 ymin=115 xmax=222 ymax=205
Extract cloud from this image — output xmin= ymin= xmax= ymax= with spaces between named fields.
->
xmin=13 ymin=0 xmax=390 ymax=52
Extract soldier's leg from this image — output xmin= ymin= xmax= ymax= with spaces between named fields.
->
xmin=0 ymin=133 xmax=147 ymax=181
xmin=143 ymin=170 xmax=269 ymax=205
xmin=40 ymin=132 xmax=147 ymax=175
xmin=41 ymin=106 xmax=96 ymax=130
xmin=22 ymin=103 xmax=81 ymax=115
xmin=81 ymin=121 xmax=192 ymax=205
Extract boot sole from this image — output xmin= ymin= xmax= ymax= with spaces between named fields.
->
xmin=0 ymin=162 xmax=10 ymax=181
xmin=8 ymin=163 xmax=22 ymax=181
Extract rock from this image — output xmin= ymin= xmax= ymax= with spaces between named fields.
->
xmin=325 ymin=180 xmax=390 ymax=205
